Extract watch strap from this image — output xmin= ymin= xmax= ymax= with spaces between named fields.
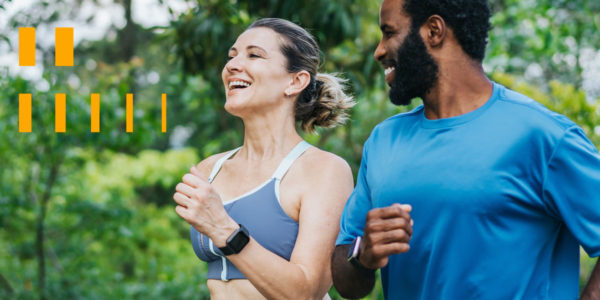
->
xmin=348 ymin=236 xmax=376 ymax=276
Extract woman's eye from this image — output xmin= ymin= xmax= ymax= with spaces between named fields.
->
xmin=249 ymin=54 xmax=261 ymax=58
xmin=227 ymin=56 xmax=234 ymax=61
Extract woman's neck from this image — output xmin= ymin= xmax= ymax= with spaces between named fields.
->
xmin=237 ymin=111 xmax=302 ymax=161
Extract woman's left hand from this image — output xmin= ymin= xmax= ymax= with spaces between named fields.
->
xmin=173 ymin=166 xmax=239 ymax=247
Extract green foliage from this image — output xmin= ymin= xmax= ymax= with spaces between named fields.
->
xmin=0 ymin=148 xmax=207 ymax=299
xmin=487 ymin=0 xmax=600 ymax=88
xmin=580 ymin=250 xmax=597 ymax=291
xmin=0 ymin=58 xmax=172 ymax=298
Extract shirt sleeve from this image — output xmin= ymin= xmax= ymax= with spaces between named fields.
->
xmin=542 ymin=125 xmax=600 ymax=257
xmin=336 ymin=136 xmax=374 ymax=245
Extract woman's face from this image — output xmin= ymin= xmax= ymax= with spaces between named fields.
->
xmin=222 ymin=27 xmax=292 ymax=116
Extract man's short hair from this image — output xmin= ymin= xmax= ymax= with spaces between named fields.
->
xmin=403 ymin=0 xmax=492 ymax=61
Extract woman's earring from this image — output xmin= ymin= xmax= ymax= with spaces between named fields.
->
xmin=285 ymin=90 xmax=291 ymax=97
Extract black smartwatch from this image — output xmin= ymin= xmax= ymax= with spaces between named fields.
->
xmin=347 ymin=236 xmax=376 ymax=275
xmin=218 ymin=224 xmax=250 ymax=256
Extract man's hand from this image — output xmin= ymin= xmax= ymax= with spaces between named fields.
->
xmin=331 ymin=203 xmax=413 ymax=298
xmin=359 ymin=203 xmax=413 ymax=269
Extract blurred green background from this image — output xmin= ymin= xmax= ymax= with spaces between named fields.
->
xmin=0 ymin=0 xmax=598 ymax=299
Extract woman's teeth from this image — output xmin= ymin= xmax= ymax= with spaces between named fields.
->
xmin=229 ymin=81 xmax=251 ymax=89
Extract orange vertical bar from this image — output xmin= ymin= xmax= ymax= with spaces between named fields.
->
xmin=55 ymin=94 xmax=66 ymax=132
xmin=126 ymin=93 xmax=133 ymax=132
xmin=55 ymin=27 xmax=73 ymax=66
xmin=91 ymin=93 xmax=100 ymax=132
xmin=161 ymin=93 xmax=167 ymax=132
xmin=19 ymin=27 xmax=35 ymax=66
xmin=19 ymin=94 xmax=32 ymax=132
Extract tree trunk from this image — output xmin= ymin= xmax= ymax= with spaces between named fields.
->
xmin=35 ymin=197 xmax=46 ymax=300
xmin=121 ymin=0 xmax=135 ymax=62
xmin=35 ymin=159 xmax=62 ymax=300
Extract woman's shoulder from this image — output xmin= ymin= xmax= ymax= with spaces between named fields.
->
xmin=295 ymin=146 xmax=352 ymax=180
xmin=285 ymin=146 xmax=353 ymax=208
xmin=195 ymin=150 xmax=237 ymax=178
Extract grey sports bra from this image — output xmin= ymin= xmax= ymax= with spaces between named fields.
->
xmin=190 ymin=141 xmax=311 ymax=281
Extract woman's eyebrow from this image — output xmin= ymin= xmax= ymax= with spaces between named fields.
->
xmin=228 ymin=45 xmax=268 ymax=57
xmin=246 ymin=45 xmax=268 ymax=55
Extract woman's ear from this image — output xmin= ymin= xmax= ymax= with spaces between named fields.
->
xmin=285 ymin=70 xmax=311 ymax=97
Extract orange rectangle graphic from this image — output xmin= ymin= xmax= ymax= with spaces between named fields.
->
xmin=19 ymin=94 xmax=32 ymax=132
xmin=55 ymin=27 xmax=73 ymax=66
xmin=91 ymin=94 xmax=100 ymax=132
xmin=19 ymin=28 xmax=35 ymax=66
xmin=126 ymin=93 xmax=133 ymax=132
xmin=55 ymin=94 xmax=66 ymax=132
xmin=162 ymin=93 xmax=167 ymax=132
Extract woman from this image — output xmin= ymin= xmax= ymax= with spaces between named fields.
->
xmin=173 ymin=18 xmax=355 ymax=299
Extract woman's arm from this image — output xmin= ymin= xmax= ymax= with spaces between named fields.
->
xmin=174 ymin=152 xmax=353 ymax=299
xmin=224 ymin=154 xmax=353 ymax=299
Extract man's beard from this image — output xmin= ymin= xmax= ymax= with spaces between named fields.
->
xmin=389 ymin=27 xmax=439 ymax=106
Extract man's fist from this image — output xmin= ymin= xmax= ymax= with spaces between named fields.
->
xmin=359 ymin=203 xmax=413 ymax=269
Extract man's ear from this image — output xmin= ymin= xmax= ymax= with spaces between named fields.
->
xmin=285 ymin=70 xmax=311 ymax=97
xmin=421 ymin=14 xmax=447 ymax=49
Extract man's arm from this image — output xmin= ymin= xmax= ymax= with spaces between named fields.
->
xmin=538 ymin=127 xmax=600 ymax=299
xmin=581 ymin=259 xmax=600 ymax=300
xmin=331 ymin=244 xmax=377 ymax=298
xmin=331 ymin=204 xmax=412 ymax=298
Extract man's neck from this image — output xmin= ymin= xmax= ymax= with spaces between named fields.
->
xmin=422 ymin=60 xmax=493 ymax=120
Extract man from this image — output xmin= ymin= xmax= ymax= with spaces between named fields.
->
xmin=331 ymin=0 xmax=600 ymax=299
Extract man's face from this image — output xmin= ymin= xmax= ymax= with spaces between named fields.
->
xmin=374 ymin=0 xmax=439 ymax=105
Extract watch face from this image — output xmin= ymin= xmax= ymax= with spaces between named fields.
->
xmin=221 ymin=224 xmax=250 ymax=255
xmin=230 ymin=229 xmax=250 ymax=252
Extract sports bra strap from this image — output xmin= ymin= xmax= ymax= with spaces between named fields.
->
xmin=208 ymin=147 xmax=241 ymax=183
xmin=272 ymin=141 xmax=311 ymax=180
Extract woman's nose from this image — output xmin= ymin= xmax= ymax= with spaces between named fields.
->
xmin=225 ymin=56 xmax=243 ymax=73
